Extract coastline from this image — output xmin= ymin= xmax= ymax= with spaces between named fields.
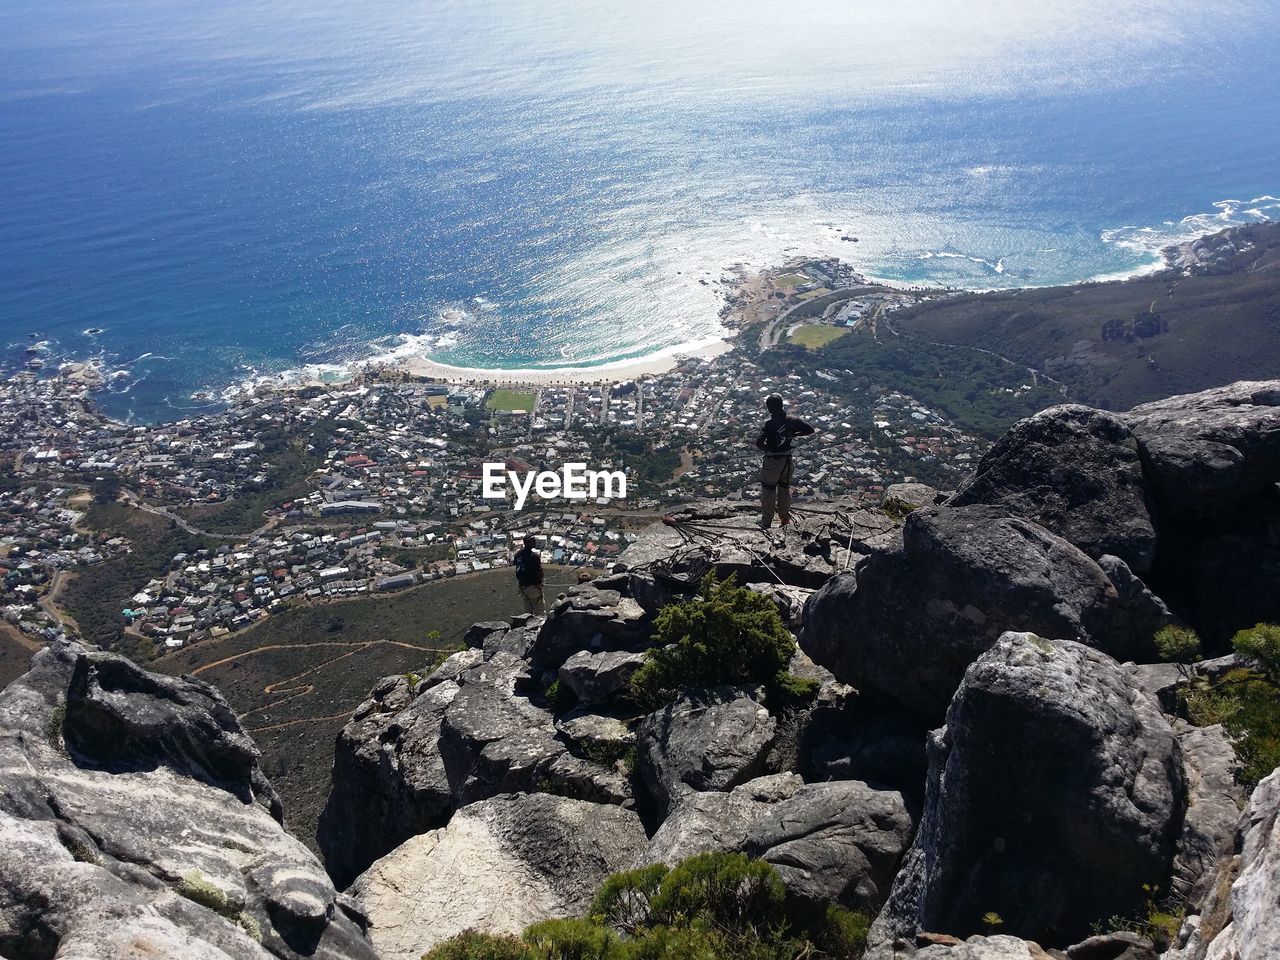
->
xmin=371 ymin=336 xmax=735 ymax=387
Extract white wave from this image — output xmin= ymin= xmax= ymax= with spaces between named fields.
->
xmin=1097 ymin=192 xmax=1280 ymax=279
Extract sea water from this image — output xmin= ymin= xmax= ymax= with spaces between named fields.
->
xmin=2 ymin=0 xmax=1278 ymax=422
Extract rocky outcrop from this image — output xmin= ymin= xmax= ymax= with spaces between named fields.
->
xmin=349 ymin=793 xmax=647 ymax=959
xmin=1169 ymin=723 xmax=1243 ymax=907
xmin=950 ymin=406 xmax=1157 ymax=571
xmin=872 ymin=633 xmax=1185 ymax=948
xmin=1121 ymin=381 xmax=1280 ymax=524
xmin=557 ymin=649 xmax=647 ymax=705
xmin=636 ymin=686 xmax=778 ymax=818
xmin=641 ymin=773 xmax=804 ymax=866
xmin=0 ymin=641 xmax=377 ymax=960
xmin=1165 ymin=764 xmax=1280 ymax=960
xmin=743 ymin=780 xmax=916 ymax=913
xmin=319 ymin=644 xmax=627 ymax=889
xmin=802 ymin=505 xmax=1138 ymax=717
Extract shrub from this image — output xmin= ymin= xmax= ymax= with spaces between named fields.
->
xmin=1186 ymin=667 xmax=1280 ymax=788
xmin=630 ymin=575 xmax=794 ymax=706
xmin=1232 ymin=623 xmax=1280 ymax=681
xmin=647 ymin=852 xmax=787 ymax=942
xmin=1154 ymin=624 xmax=1202 ymax=665
xmin=590 ymin=863 xmax=669 ymax=935
xmin=422 ymin=930 xmax=531 ymax=960
xmin=524 ymin=919 xmax=616 ymax=960
xmin=813 ymin=905 xmax=871 ymax=959
xmin=545 ymin=679 xmax=578 ymax=713
xmin=770 ymin=672 xmax=820 ymax=705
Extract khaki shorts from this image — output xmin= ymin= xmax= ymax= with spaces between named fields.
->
xmin=760 ymin=456 xmax=794 ymax=488
xmin=519 ymin=583 xmax=545 ymax=613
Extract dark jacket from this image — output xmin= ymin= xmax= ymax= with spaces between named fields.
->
xmin=756 ymin=414 xmax=815 ymax=456
xmin=513 ymin=546 xmax=544 ymax=587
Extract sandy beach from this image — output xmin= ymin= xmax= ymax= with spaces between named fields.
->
xmin=383 ymin=336 xmax=734 ymax=387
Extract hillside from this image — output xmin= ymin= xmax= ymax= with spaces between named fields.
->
xmin=889 ymin=220 xmax=1280 ymax=411
xmin=151 ymin=566 xmax=580 ymax=850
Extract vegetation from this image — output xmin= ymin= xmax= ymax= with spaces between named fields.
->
xmin=1154 ymin=624 xmax=1202 ymax=665
xmin=630 ymin=575 xmax=795 ymax=707
xmin=1179 ymin=628 xmax=1280 ymax=789
xmin=891 ymin=220 xmax=1280 ymax=413
xmin=178 ymin=425 xmax=323 ymax=534
xmin=1096 ymin=884 xmax=1184 ymax=950
xmin=1232 ymin=623 xmax=1280 ymax=681
xmin=422 ymin=852 xmax=870 ymax=960
xmin=58 ymin=502 xmax=213 ymax=654
xmin=787 ymin=324 xmax=848 ymax=349
xmin=486 ymin=390 xmax=537 ymax=413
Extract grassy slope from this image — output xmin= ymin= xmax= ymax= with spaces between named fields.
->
xmin=788 ymin=324 xmax=849 ymax=349
xmin=152 ymin=565 xmax=580 ymax=851
xmin=892 ymin=220 xmax=1280 ymax=411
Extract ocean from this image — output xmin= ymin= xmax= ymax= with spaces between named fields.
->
xmin=2 ymin=0 xmax=1278 ymax=423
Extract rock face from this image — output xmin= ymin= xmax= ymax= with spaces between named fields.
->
xmin=802 ymin=506 xmax=1133 ymax=718
xmin=1121 ymin=381 xmax=1280 ymax=524
xmin=349 ymin=793 xmax=647 ymax=960
xmin=743 ymin=780 xmax=916 ymax=913
xmin=636 ymin=687 xmax=778 ymax=818
xmin=319 ymin=644 xmax=627 ymax=890
xmin=950 ymin=406 xmax=1157 ymax=572
xmin=1165 ymin=764 xmax=1280 ymax=960
xmin=872 ymin=633 xmax=1185 ymax=948
xmin=0 ymin=641 xmax=377 ymax=960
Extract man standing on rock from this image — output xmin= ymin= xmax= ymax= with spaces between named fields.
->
xmin=512 ymin=533 xmax=545 ymax=614
xmin=756 ymin=393 xmax=816 ymax=529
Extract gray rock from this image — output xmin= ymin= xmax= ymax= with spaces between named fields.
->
xmin=883 ymin=482 xmax=943 ymax=513
xmin=1164 ymin=764 xmax=1280 ymax=960
xmin=556 ymin=712 xmax=634 ymax=758
xmin=1121 ymin=381 xmax=1280 ymax=523
xmin=463 ymin=621 xmax=510 ymax=648
xmin=878 ymin=934 xmax=1061 ymax=960
xmin=1097 ymin=555 xmax=1176 ymax=644
xmin=1169 ymin=723 xmax=1243 ymax=907
xmin=872 ymin=633 xmax=1185 ymax=948
xmin=949 ymin=406 xmax=1157 ymax=572
xmin=350 ymin=793 xmax=647 ymax=959
xmin=1066 ymin=932 xmax=1157 ymax=960
xmin=557 ymin=649 xmax=647 ymax=706
xmin=743 ymin=780 xmax=916 ymax=913
xmin=747 ymin=582 xmax=816 ymax=630
xmin=531 ymin=585 xmax=652 ymax=670
xmin=636 ymin=687 xmax=778 ymax=818
xmin=319 ymin=649 xmax=624 ymax=888
xmin=0 ymin=641 xmax=377 ymax=960
xmin=641 ymin=774 xmax=804 ymax=866
xmin=802 ymin=506 xmax=1131 ymax=718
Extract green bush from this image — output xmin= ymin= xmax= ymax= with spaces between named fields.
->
xmin=424 ymin=852 xmax=871 ymax=960
xmin=524 ymin=919 xmax=616 ymax=960
xmin=1154 ymin=624 xmax=1202 ymax=665
xmin=1185 ymin=667 xmax=1280 ymax=788
xmin=1232 ymin=623 xmax=1280 ymax=681
xmin=422 ymin=930 xmax=531 ymax=960
xmin=630 ymin=575 xmax=794 ymax=706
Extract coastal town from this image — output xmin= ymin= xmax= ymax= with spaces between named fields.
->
xmin=1 ymin=259 xmax=990 ymax=656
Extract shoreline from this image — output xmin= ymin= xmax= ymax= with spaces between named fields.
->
xmin=369 ymin=336 xmax=735 ymax=387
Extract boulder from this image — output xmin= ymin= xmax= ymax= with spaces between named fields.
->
xmin=1120 ymin=381 xmax=1280 ymax=524
xmin=641 ymin=774 xmax=804 ymax=866
xmin=871 ymin=633 xmax=1185 ymax=948
xmin=462 ymin=621 xmax=510 ymax=649
xmin=0 ymin=641 xmax=377 ymax=960
xmin=802 ymin=506 xmax=1131 ymax=718
xmin=883 ymin=482 xmax=943 ymax=514
xmin=1169 ymin=723 xmax=1243 ymax=907
xmin=530 ymin=585 xmax=652 ymax=670
xmin=1097 ymin=555 xmax=1176 ymax=644
xmin=349 ymin=793 xmax=647 ymax=959
xmin=1165 ymin=764 xmax=1280 ymax=960
xmin=743 ymin=780 xmax=916 ymax=913
xmin=886 ymin=934 xmax=1063 ymax=960
xmin=949 ymin=406 xmax=1156 ymax=571
xmin=557 ymin=649 xmax=647 ymax=706
xmin=320 ymin=648 xmax=625 ymax=888
xmin=636 ymin=687 xmax=778 ymax=818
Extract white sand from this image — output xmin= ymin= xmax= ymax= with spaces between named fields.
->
xmin=388 ymin=336 xmax=734 ymax=386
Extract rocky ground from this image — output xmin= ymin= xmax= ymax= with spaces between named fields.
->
xmin=1 ymin=379 xmax=1278 ymax=960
